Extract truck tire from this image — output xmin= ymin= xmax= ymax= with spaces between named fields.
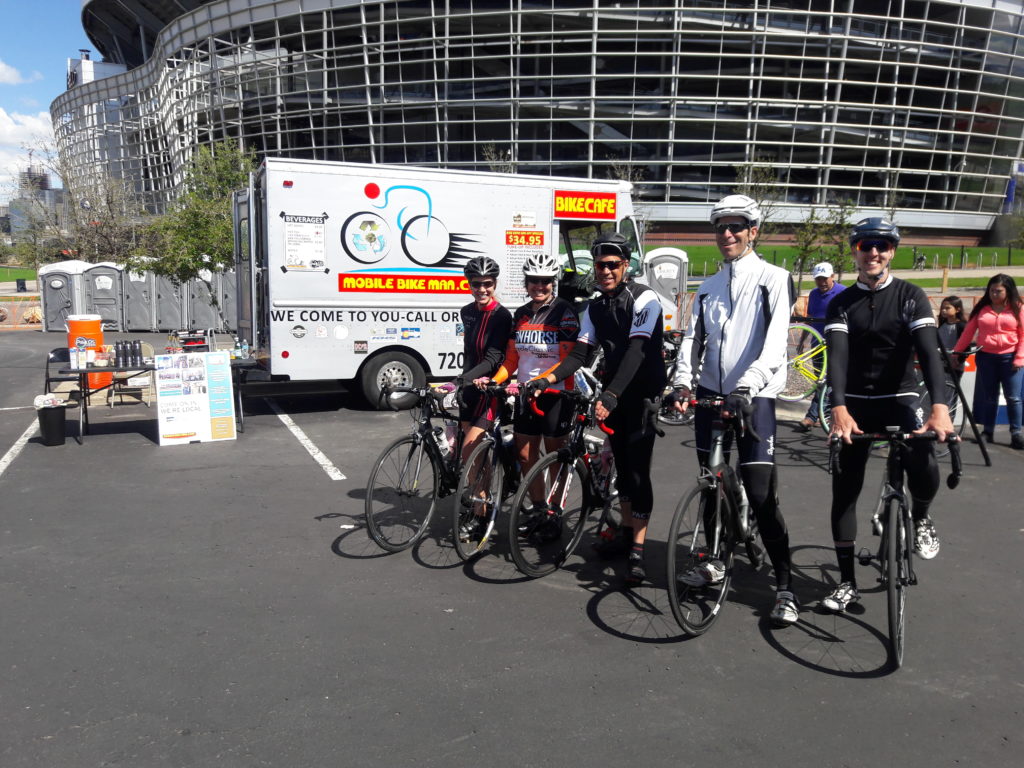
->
xmin=360 ymin=351 xmax=426 ymax=409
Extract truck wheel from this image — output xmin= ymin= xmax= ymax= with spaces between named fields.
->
xmin=360 ymin=351 xmax=426 ymax=409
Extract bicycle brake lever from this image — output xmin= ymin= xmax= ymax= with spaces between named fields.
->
xmin=946 ymin=436 xmax=962 ymax=489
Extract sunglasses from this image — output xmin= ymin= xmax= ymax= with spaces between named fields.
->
xmin=856 ymin=239 xmax=893 ymax=253
xmin=713 ymin=222 xmax=750 ymax=235
xmin=594 ymin=260 xmax=625 ymax=271
xmin=527 ymin=277 xmax=554 ymax=286
xmin=469 ymin=279 xmax=495 ymax=289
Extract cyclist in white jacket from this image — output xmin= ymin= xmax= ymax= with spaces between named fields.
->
xmin=670 ymin=194 xmax=799 ymax=627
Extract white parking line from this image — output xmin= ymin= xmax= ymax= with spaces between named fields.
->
xmin=0 ymin=419 xmax=40 ymax=481
xmin=266 ymin=399 xmax=346 ymax=481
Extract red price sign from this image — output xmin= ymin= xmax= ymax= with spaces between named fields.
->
xmin=506 ymin=230 xmax=544 ymax=247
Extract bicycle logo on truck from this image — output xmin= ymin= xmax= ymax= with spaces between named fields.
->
xmin=340 ymin=182 xmax=481 ymax=269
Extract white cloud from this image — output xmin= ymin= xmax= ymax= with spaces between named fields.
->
xmin=0 ymin=59 xmax=42 ymax=85
xmin=0 ymin=108 xmax=55 ymax=203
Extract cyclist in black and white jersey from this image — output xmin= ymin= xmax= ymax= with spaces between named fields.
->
xmin=821 ymin=218 xmax=954 ymax=613
xmin=530 ymin=231 xmax=665 ymax=587
xmin=670 ymin=194 xmax=800 ymax=627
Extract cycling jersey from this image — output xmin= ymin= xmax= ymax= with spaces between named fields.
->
xmin=674 ymin=251 xmax=793 ymax=397
xmin=824 ymin=274 xmax=944 ymax=406
xmin=577 ymin=281 xmax=665 ymax=398
xmin=459 ymin=299 xmax=513 ymax=424
xmin=460 ymin=299 xmax=513 ymax=382
xmin=493 ymin=297 xmax=579 ymax=390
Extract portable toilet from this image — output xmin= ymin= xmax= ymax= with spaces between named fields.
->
xmin=186 ymin=271 xmax=222 ymax=332
xmin=219 ymin=268 xmax=238 ymax=333
xmin=643 ymin=247 xmax=689 ymax=331
xmin=154 ymin=274 xmax=185 ymax=331
xmin=123 ymin=268 xmax=157 ymax=331
xmin=38 ymin=260 xmax=89 ymax=332
xmin=82 ymin=262 xmax=124 ymax=330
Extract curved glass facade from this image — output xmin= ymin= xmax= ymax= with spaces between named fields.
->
xmin=55 ymin=0 xmax=1024 ymax=234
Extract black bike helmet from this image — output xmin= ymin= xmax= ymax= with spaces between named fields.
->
xmin=590 ymin=231 xmax=631 ymax=260
xmin=849 ymin=217 xmax=900 ymax=246
xmin=463 ymin=255 xmax=500 ymax=279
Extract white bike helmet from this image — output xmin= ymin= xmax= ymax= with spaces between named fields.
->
xmin=522 ymin=253 xmax=561 ymax=278
xmin=710 ymin=194 xmax=761 ymax=227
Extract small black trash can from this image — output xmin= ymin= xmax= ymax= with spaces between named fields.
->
xmin=15 ymin=279 xmax=27 ymax=293
xmin=37 ymin=406 xmax=67 ymax=446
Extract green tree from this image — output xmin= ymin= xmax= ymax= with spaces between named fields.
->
xmin=821 ymin=198 xmax=857 ymax=281
xmin=791 ymin=207 xmax=824 ymax=287
xmin=129 ymin=139 xmax=256 ymax=283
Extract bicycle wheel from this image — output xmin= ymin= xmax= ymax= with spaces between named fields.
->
xmin=507 ymin=452 xmax=590 ymax=578
xmin=934 ymin=380 xmax=966 ymax=458
xmin=594 ymin=461 xmax=622 ymax=535
xmin=884 ymin=497 xmax=909 ymax=670
xmin=365 ymin=435 xmax=438 ymax=552
xmin=817 ymin=384 xmax=832 ymax=436
xmin=452 ymin=438 xmax=502 ymax=561
xmin=658 ymin=402 xmax=693 ymax=427
xmin=780 ymin=323 xmax=826 ymax=402
xmin=666 ymin=480 xmax=735 ymax=637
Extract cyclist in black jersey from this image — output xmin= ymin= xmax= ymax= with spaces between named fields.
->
xmin=821 ymin=218 xmax=955 ymax=613
xmin=458 ymin=256 xmax=514 ymax=465
xmin=530 ymin=232 xmax=665 ymax=587
xmin=478 ymin=253 xmax=580 ymax=515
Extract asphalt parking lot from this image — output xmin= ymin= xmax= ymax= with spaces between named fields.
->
xmin=1 ymin=328 xmax=1021 ymax=767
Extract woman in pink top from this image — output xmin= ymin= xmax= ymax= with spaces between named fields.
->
xmin=954 ymin=274 xmax=1024 ymax=449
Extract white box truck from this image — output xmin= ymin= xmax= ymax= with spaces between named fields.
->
xmin=232 ymin=158 xmax=666 ymax=405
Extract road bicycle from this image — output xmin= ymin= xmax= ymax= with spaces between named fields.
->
xmin=666 ymin=397 xmax=764 ymax=637
xmin=452 ymin=383 xmax=524 ymax=561
xmin=657 ymin=329 xmax=693 ymax=427
xmin=364 ymin=384 xmax=464 ymax=552
xmin=830 ymin=430 xmax=962 ymax=670
xmin=780 ymin=320 xmax=827 ymax=402
xmin=505 ymin=368 xmax=623 ymax=578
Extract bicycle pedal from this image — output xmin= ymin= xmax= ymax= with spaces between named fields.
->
xmin=857 ymin=547 xmax=874 ymax=566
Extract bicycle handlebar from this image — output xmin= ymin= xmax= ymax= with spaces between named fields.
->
xmin=529 ymin=386 xmax=615 ymax=434
xmin=688 ymin=397 xmax=761 ymax=443
xmin=828 ymin=432 xmax=963 ymax=489
xmin=643 ymin=398 xmax=665 ymax=438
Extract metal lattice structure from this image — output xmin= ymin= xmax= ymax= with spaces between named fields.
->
xmin=53 ymin=0 xmax=1024 ymax=234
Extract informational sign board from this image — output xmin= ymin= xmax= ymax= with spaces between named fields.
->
xmin=154 ymin=351 xmax=237 ymax=446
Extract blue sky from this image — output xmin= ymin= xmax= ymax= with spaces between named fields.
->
xmin=0 ymin=0 xmax=92 ymax=201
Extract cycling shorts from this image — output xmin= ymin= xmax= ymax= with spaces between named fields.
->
xmin=514 ymin=392 xmax=573 ymax=437
xmin=459 ymin=387 xmax=502 ymax=428
xmin=693 ymin=386 xmax=777 ymax=466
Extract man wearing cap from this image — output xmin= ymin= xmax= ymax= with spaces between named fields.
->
xmin=793 ymin=262 xmax=845 ymax=432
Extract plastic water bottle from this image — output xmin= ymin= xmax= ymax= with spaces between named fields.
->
xmin=433 ymin=427 xmax=451 ymax=458
xmin=240 ymin=338 xmax=249 ymax=358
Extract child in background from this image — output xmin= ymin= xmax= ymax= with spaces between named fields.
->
xmin=937 ymin=295 xmax=967 ymax=378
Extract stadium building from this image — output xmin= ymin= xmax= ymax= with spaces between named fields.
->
xmin=52 ymin=1 xmax=1024 ymax=245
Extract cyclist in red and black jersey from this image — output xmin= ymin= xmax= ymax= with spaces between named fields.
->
xmin=458 ymin=256 xmax=514 ymax=462
xmin=478 ymin=253 xmax=580 ymax=514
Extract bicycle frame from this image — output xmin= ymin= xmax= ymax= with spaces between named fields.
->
xmin=696 ymin=403 xmax=750 ymax=553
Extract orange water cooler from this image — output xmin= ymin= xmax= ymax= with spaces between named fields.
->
xmin=66 ymin=314 xmax=112 ymax=389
